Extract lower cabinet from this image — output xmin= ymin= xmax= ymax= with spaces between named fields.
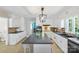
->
xmin=9 ymin=32 xmax=26 ymax=45
xmin=22 ymin=44 xmax=52 ymax=53
xmin=46 ymin=32 xmax=68 ymax=53
xmin=53 ymin=33 xmax=68 ymax=53
xmin=33 ymin=44 xmax=52 ymax=53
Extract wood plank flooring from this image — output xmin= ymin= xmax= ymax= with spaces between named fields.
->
xmin=0 ymin=38 xmax=63 ymax=53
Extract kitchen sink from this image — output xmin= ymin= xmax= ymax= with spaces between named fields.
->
xmin=60 ymin=33 xmax=76 ymax=38
xmin=55 ymin=32 xmax=76 ymax=38
xmin=66 ymin=35 xmax=76 ymax=37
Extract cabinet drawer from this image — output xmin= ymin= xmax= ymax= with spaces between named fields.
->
xmin=33 ymin=44 xmax=52 ymax=53
xmin=54 ymin=33 xmax=67 ymax=52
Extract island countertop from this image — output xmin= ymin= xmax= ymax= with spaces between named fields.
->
xmin=22 ymin=33 xmax=53 ymax=44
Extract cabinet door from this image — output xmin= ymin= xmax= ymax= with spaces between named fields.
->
xmin=9 ymin=18 xmax=20 ymax=27
xmin=9 ymin=34 xmax=17 ymax=45
xmin=59 ymin=37 xmax=68 ymax=53
xmin=54 ymin=33 xmax=67 ymax=53
xmin=33 ymin=44 xmax=52 ymax=53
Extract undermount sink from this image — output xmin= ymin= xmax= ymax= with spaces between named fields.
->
xmin=66 ymin=35 xmax=75 ymax=37
xmin=56 ymin=32 xmax=76 ymax=37
xmin=64 ymin=34 xmax=75 ymax=37
xmin=55 ymin=32 xmax=77 ymax=38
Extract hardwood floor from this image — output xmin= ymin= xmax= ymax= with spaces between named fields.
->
xmin=52 ymin=41 xmax=63 ymax=53
xmin=0 ymin=42 xmax=24 ymax=53
xmin=0 ymin=38 xmax=63 ymax=53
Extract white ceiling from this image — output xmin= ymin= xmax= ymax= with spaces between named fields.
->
xmin=0 ymin=6 xmax=79 ymax=20
xmin=26 ymin=6 xmax=64 ymax=16
xmin=0 ymin=6 xmax=32 ymax=17
xmin=0 ymin=6 xmax=64 ymax=17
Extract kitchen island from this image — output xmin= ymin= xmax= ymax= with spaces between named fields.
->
xmin=22 ymin=33 xmax=53 ymax=53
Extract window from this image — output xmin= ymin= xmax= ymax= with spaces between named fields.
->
xmin=65 ymin=16 xmax=79 ymax=36
xmin=75 ymin=17 xmax=79 ymax=36
xmin=69 ymin=18 xmax=72 ymax=32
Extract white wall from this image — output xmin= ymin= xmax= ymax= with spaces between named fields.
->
xmin=0 ymin=17 xmax=8 ymax=45
xmin=46 ymin=17 xmax=65 ymax=28
xmin=36 ymin=16 xmax=52 ymax=26
xmin=42 ymin=17 xmax=61 ymax=27
xmin=46 ymin=7 xmax=79 ymax=28
xmin=24 ymin=17 xmax=35 ymax=37
xmin=51 ymin=19 xmax=61 ymax=27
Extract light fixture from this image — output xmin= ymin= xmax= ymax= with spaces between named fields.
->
xmin=39 ymin=7 xmax=47 ymax=23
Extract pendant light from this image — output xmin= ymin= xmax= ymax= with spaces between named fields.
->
xmin=39 ymin=7 xmax=47 ymax=23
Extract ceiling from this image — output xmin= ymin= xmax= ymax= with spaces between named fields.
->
xmin=0 ymin=6 xmax=64 ymax=17
xmin=0 ymin=6 xmax=79 ymax=20
xmin=26 ymin=6 xmax=64 ymax=16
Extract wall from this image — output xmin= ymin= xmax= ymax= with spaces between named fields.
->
xmin=42 ymin=17 xmax=62 ymax=27
xmin=24 ymin=17 xmax=36 ymax=37
xmin=36 ymin=16 xmax=52 ymax=26
xmin=35 ymin=16 xmax=63 ymax=28
xmin=0 ymin=9 xmax=9 ymax=45
xmin=46 ymin=7 xmax=79 ymax=28
xmin=0 ymin=17 xmax=8 ymax=45
xmin=51 ymin=19 xmax=61 ymax=27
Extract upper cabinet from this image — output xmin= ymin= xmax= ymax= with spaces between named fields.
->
xmin=9 ymin=17 xmax=20 ymax=27
xmin=8 ymin=16 xmax=25 ymax=31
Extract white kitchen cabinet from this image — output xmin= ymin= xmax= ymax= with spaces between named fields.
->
xmin=33 ymin=44 xmax=52 ymax=53
xmin=9 ymin=18 xmax=19 ymax=27
xmin=22 ymin=44 xmax=52 ymax=53
xmin=46 ymin=32 xmax=67 ymax=53
xmin=9 ymin=32 xmax=26 ymax=45
xmin=53 ymin=33 xmax=68 ymax=53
